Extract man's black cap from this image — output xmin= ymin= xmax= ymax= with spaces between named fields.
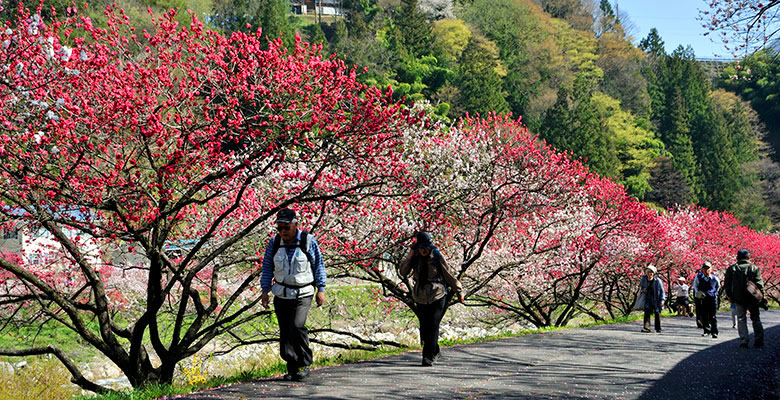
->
xmin=275 ymin=208 xmax=297 ymax=224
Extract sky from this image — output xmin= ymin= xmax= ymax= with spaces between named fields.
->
xmin=615 ymin=0 xmax=730 ymax=60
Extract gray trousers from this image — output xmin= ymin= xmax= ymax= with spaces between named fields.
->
xmin=735 ymin=303 xmax=764 ymax=345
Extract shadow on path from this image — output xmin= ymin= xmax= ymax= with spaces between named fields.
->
xmin=637 ymin=324 xmax=779 ymax=400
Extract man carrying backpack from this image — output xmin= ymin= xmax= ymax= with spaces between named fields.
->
xmin=724 ymin=249 xmax=764 ymax=349
xmin=260 ymin=208 xmax=327 ymax=380
xmin=399 ymin=231 xmax=464 ymax=366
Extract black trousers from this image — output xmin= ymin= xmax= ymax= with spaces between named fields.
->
xmin=699 ymin=296 xmax=719 ymax=335
xmin=274 ymin=295 xmax=313 ymax=373
xmin=643 ymin=308 xmax=661 ymax=332
xmin=416 ymin=296 xmax=447 ymax=360
xmin=694 ymin=297 xmax=703 ymax=328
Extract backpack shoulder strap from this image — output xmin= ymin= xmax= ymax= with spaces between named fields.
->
xmin=299 ymin=231 xmax=314 ymax=266
xmin=271 ymin=232 xmax=313 ymax=264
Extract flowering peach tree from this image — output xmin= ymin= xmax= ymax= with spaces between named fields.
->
xmin=0 ymin=6 xmax=413 ymax=392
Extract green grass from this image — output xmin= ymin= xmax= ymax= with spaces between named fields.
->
xmin=0 ymin=317 xmax=102 ymax=363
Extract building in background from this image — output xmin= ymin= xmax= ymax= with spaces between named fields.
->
xmin=291 ymin=0 xmax=343 ymax=16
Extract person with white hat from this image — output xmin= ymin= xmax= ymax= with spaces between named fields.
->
xmin=639 ymin=264 xmax=665 ymax=333
xmin=672 ymin=276 xmax=692 ymax=317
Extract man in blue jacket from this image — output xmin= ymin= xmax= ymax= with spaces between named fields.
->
xmin=693 ymin=261 xmax=720 ymax=338
xmin=260 ymin=208 xmax=327 ymax=380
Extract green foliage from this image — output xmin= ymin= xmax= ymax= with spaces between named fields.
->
xmin=639 ymin=28 xmax=665 ymax=57
xmin=538 ymin=0 xmax=594 ymax=31
xmin=662 ymin=88 xmax=699 ymax=197
xmin=711 ymin=90 xmax=758 ymax=166
xmin=461 ymin=0 xmax=556 ymax=128
xmin=719 ymin=49 xmax=780 ymax=147
xmin=539 ymin=77 xmax=621 ymax=178
xmin=591 ymin=92 xmax=663 ymax=198
xmin=640 ymin=40 xmax=769 ymax=218
xmin=693 ymin=98 xmax=742 ymax=210
xmin=456 ymin=37 xmax=510 ymax=116
xmin=431 ymin=18 xmax=472 ymax=66
xmin=596 ymin=28 xmax=651 ymax=117
xmin=392 ymin=0 xmax=433 ymax=57
xmin=304 ymin=22 xmax=328 ymax=46
xmin=0 ymin=316 xmax=101 ymax=361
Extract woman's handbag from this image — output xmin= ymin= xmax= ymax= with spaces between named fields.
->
xmin=633 ymin=292 xmax=646 ymax=311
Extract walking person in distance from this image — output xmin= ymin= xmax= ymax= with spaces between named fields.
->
xmin=693 ymin=261 xmax=720 ymax=338
xmin=639 ymin=264 xmax=665 ymax=333
xmin=399 ymin=231 xmax=465 ymax=366
xmin=724 ymin=249 xmax=764 ymax=348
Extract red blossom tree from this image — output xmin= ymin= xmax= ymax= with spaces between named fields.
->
xmin=0 ymin=6 xmax=414 ymax=392
xmin=320 ymin=112 xmax=780 ymax=330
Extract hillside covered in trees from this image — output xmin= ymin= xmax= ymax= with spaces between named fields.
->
xmin=4 ymin=0 xmax=779 ymax=230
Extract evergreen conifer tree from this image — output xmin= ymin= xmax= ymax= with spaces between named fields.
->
xmin=457 ymin=38 xmax=510 ymax=116
xmin=394 ymin=0 xmax=433 ymax=57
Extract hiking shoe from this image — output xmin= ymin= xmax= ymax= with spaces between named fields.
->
xmin=422 ymin=358 xmax=433 ymax=367
xmin=295 ymin=366 xmax=311 ymax=380
xmin=283 ymin=373 xmax=296 ymax=381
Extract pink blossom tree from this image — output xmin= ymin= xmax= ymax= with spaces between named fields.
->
xmin=0 ymin=6 xmax=414 ymax=392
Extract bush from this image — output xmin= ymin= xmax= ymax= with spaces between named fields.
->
xmin=0 ymin=358 xmax=79 ymax=400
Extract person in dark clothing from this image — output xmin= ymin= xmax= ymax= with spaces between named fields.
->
xmin=639 ymin=264 xmax=665 ymax=333
xmin=724 ymin=249 xmax=765 ymax=348
xmin=693 ymin=261 xmax=720 ymax=338
xmin=399 ymin=232 xmax=465 ymax=366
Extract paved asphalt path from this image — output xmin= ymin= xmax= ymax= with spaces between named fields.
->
xmin=177 ymin=310 xmax=779 ymax=400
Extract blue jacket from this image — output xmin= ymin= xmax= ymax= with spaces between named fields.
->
xmin=640 ymin=276 xmax=666 ymax=312
xmin=694 ymin=272 xmax=719 ymax=298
